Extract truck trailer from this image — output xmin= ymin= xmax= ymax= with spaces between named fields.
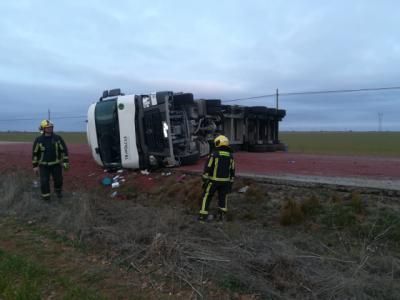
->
xmin=87 ymin=89 xmax=286 ymax=170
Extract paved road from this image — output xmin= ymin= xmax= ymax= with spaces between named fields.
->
xmin=1 ymin=142 xmax=400 ymax=190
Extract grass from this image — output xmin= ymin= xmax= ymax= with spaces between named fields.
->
xmin=0 ymin=249 xmax=104 ymax=300
xmin=0 ymin=249 xmax=45 ymax=299
xmin=280 ymin=198 xmax=305 ymax=226
xmin=280 ymin=131 xmax=400 ymax=156
xmin=1 ymin=171 xmax=400 ymax=299
xmin=1 ymin=131 xmax=400 ymax=156
xmin=0 ymin=132 xmax=87 ymax=144
xmin=0 ymin=217 xmax=161 ymax=299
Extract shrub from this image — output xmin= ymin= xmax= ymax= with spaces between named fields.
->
xmin=280 ymin=199 xmax=304 ymax=226
xmin=245 ymin=184 xmax=265 ymax=202
xmin=301 ymin=194 xmax=321 ymax=216
xmin=331 ymin=192 xmax=342 ymax=203
xmin=374 ymin=210 xmax=400 ymax=243
xmin=350 ymin=191 xmax=364 ymax=214
xmin=321 ymin=203 xmax=356 ymax=228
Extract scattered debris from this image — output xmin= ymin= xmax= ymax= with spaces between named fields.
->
xmin=140 ymin=169 xmax=150 ymax=176
xmin=101 ymin=177 xmax=113 ymax=186
xmin=112 ymin=182 xmax=120 ymax=188
xmin=110 ymin=191 xmax=118 ymax=198
xmin=238 ymin=186 xmax=249 ymax=193
xmin=117 ymin=169 xmax=124 ymax=173
xmin=161 ymin=172 xmax=172 ymax=176
xmin=177 ymin=174 xmax=186 ymax=182
xmin=88 ymin=172 xmax=96 ymax=177
xmin=288 ymin=160 xmax=296 ymax=164
xmin=32 ymin=180 xmax=39 ymax=188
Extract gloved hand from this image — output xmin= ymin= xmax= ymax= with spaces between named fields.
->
xmin=63 ymin=163 xmax=70 ymax=170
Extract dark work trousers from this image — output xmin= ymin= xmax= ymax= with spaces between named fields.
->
xmin=39 ymin=164 xmax=63 ymax=199
xmin=199 ymin=181 xmax=231 ymax=216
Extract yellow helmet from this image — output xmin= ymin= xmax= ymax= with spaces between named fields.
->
xmin=214 ymin=135 xmax=229 ymax=147
xmin=39 ymin=119 xmax=54 ymax=130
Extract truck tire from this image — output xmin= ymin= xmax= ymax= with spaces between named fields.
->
xmin=173 ymin=93 xmax=194 ymax=106
xmin=177 ymin=152 xmax=200 ymax=165
xmin=205 ymin=99 xmax=222 ymax=114
xmin=248 ymin=143 xmax=287 ymax=152
xmin=249 ymin=106 xmax=268 ymax=113
xmin=247 ymin=144 xmax=275 ymax=152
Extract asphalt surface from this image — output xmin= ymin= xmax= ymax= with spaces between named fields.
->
xmin=1 ymin=142 xmax=400 ymax=191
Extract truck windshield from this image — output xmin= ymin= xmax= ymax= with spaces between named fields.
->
xmin=94 ymin=99 xmax=121 ymax=167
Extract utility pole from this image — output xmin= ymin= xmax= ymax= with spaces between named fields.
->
xmin=48 ymin=109 xmax=51 ymax=121
xmin=378 ymin=112 xmax=383 ymax=132
xmin=276 ymin=88 xmax=279 ymax=110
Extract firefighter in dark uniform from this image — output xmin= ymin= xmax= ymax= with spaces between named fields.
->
xmin=199 ymin=135 xmax=235 ymax=222
xmin=32 ymin=120 xmax=69 ymax=200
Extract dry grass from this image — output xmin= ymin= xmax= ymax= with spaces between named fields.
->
xmin=349 ymin=191 xmax=364 ymax=214
xmin=1 ymin=171 xmax=399 ymax=299
xmin=280 ymin=198 xmax=305 ymax=226
xmin=301 ymin=193 xmax=321 ymax=216
xmin=244 ymin=184 xmax=265 ymax=202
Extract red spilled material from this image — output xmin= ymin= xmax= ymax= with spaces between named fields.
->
xmin=1 ymin=143 xmax=399 ymax=191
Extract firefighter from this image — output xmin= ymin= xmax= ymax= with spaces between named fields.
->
xmin=32 ymin=120 xmax=69 ymax=200
xmin=199 ymin=135 xmax=235 ymax=222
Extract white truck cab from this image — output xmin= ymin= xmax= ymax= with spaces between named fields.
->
xmin=87 ymin=93 xmax=140 ymax=169
xmin=87 ymin=89 xmax=200 ymax=170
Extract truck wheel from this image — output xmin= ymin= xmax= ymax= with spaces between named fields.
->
xmin=249 ymin=106 xmax=268 ymax=113
xmin=177 ymin=152 xmax=200 ymax=165
xmin=247 ymin=144 xmax=275 ymax=152
xmin=205 ymin=100 xmax=222 ymax=114
xmin=173 ymin=93 xmax=194 ymax=106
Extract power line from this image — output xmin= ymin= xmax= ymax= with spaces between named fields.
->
xmin=0 ymin=115 xmax=86 ymax=122
xmin=1 ymin=85 xmax=400 ymax=121
xmin=223 ymin=86 xmax=400 ymax=103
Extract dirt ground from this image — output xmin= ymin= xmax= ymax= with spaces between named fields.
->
xmin=1 ymin=167 xmax=400 ymax=299
xmin=1 ymin=142 xmax=400 ymax=298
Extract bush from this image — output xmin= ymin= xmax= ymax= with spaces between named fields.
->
xmin=350 ymin=191 xmax=364 ymax=214
xmin=280 ymin=199 xmax=304 ymax=226
xmin=321 ymin=203 xmax=356 ymax=228
xmin=301 ymin=194 xmax=321 ymax=216
xmin=331 ymin=192 xmax=342 ymax=203
xmin=244 ymin=184 xmax=265 ymax=203
xmin=374 ymin=210 xmax=400 ymax=243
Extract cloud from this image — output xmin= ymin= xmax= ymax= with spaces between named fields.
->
xmin=0 ymin=1 xmax=399 ymax=130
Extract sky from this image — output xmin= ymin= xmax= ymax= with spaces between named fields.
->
xmin=0 ymin=0 xmax=399 ymax=131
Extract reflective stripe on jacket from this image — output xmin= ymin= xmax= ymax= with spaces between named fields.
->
xmin=203 ymin=147 xmax=235 ymax=182
xmin=32 ymin=134 xmax=69 ymax=167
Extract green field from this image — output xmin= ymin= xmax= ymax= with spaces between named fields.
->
xmin=0 ymin=132 xmax=87 ymax=144
xmin=0 ymin=131 xmax=399 ymax=156
xmin=280 ymin=131 xmax=400 ymax=156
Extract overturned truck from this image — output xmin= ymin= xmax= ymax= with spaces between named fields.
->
xmin=87 ymin=89 xmax=286 ymax=170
